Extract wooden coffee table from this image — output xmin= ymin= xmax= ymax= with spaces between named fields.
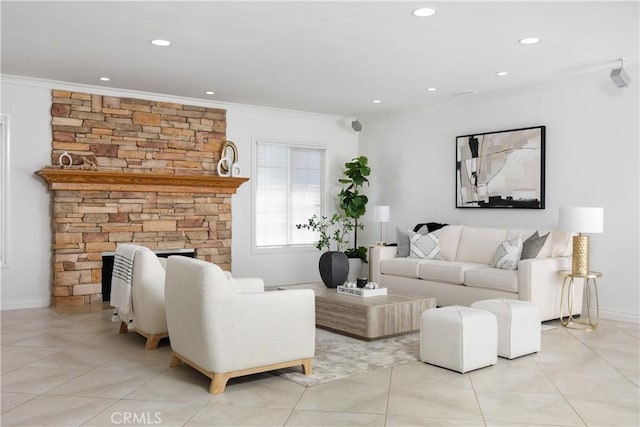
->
xmin=279 ymin=283 xmax=436 ymax=340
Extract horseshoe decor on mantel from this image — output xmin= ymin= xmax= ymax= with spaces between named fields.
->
xmin=217 ymin=141 xmax=241 ymax=177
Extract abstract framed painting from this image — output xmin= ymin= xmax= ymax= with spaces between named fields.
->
xmin=456 ymin=126 xmax=545 ymax=209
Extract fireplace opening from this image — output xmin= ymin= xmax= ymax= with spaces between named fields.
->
xmin=101 ymin=248 xmax=195 ymax=302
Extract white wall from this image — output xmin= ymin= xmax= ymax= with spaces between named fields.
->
xmin=0 ymin=76 xmax=357 ymax=310
xmin=0 ymin=82 xmax=52 ymax=309
xmin=227 ymin=107 xmax=357 ymax=285
xmin=359 ymin=65 xmax=640 ymax=323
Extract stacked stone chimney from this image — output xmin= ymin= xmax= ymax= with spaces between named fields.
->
xmin=41 ymin=90 xmax=244 ymax=307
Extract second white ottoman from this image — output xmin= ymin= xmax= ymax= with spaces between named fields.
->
xmin=471 ymin=299 xmax=540 ymax=359
xmin=420 ymin=306 xmax=497 ymax=373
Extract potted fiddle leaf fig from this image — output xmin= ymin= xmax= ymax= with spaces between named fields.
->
xmin=296 ymin=214 xmax=354 ymax=288
xmin=339 ymin=156 xmax=370 ymax=264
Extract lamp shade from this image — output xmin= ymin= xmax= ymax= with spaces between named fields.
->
xmin=373 ymin=205 xmax=390 ymax=223
xmin=559 ymin=207 xmax=604 ymax=233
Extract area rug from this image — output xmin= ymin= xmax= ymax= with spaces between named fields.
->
xmin=277 ymin=323 xmax=557 ymax=388
xmin=275 ymin=328 xmax=420 ymax=388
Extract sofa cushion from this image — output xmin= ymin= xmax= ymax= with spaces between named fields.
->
xmin=380 ymin=257 xmax=425 ymax=278
xmin=431 ymin=225 xmax=463 ymax=261
xmin=492 ymin=235 xmax=523 ymax=270
xmin=409 ymin=233 xmax=442 ymax=259
xmin=418 ymin=260 xmax=486 ymax=285
xmin=464 ymin=267 xmax=518 ymax=293
xmin=456 ymin=226 xmax=508 ymax=264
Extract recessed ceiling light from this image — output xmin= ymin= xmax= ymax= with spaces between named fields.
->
xmin=150 ymin=39 xmax=171 ymax=47
xmin=99 ymin=77 xmax=110 ymax=82
xmin=205 ymin=90 xmax=215 ymax=95
xmin=495 ymin=71 xmax=508 ymax=76
xmin=372 ymin=99 xmax=381 ymax=104
xmin=519 ymin=37 xmax=541 ymax=45
xmin=426 ymin=87 xmax=437 ymax=92
xmin=412 ymin=7 xmax=437 ymax=17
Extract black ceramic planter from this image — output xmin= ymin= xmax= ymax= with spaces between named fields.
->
xmin=318 ymin=251 xmax=349 ymax=288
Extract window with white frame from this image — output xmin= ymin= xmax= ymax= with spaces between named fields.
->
xmin=255 ymin=141 xmax=324 ymax=249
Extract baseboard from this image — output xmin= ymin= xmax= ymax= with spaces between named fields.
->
xmin=1 ymin=299 xmax=50 ymax=311
xmin=591 ymin=307 xmax=639 ymax=324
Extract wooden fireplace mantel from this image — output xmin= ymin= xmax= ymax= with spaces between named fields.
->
xmin=36 ymin=168 xmax=249 ymax=194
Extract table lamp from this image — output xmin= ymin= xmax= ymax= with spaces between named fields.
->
xmin=373 ymin=205 xmax=390 ymax=245
xmin=559 ymin=207 xmax=604 ymax=276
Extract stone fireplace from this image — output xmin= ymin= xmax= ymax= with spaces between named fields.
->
xmin=37 ymin=90 xmax=248 ymax=307
xmin=101 ymin=248 xmax=195 ymax=301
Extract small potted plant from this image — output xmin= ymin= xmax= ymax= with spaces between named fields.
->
xmin=296 ymin=214 xmax=354 ymax=288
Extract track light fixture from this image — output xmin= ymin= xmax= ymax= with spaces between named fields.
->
xmin=610 ymin=58 xmax=631 ymax=88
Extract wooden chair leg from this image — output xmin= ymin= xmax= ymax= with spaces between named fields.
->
xmin=170 ymin=352 xmax=310 ymax=394
xmin=302 ymin=358 xmax=312 ymax=376
xmin=119 ymin=321 xmax=128 ymax=334
xmin=145 ymin=334 xmax=161 ymax=350
xmin=210 ymin=373 xmax=231 ymax=394
xmin=169 ymin=352 xmax=182 ymax=367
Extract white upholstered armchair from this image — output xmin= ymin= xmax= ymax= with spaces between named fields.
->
xmin=164 ymin=256 xmax=316 ymax=394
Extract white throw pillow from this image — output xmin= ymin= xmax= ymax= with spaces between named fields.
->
xmin=492 ymin=235 xmax=523 ymax=270
xmin=409 ymin=233 xmax=442 ymax=259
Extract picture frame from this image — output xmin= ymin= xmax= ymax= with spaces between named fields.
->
xmin=456 ymin=125 xmax=545 ymax=209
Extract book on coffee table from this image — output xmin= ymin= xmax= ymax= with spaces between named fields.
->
xmin=336 ymin=285 xmax=387 ymax=297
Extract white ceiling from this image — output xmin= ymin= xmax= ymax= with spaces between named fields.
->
xmin=1 ymin=1 xmax=638 ymax=116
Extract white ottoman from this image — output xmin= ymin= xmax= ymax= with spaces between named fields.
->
xmin=420 ymin=306 xmax=497 ymax=373
xmin=471 ymin=299 xmax=540 ymax=359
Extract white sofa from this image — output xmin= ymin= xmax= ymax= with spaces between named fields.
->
xmin=370 ymin=225 xmax=583 ymax=321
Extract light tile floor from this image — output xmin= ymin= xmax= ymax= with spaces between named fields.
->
xmin=1 ymin=307 xmax=638 ymax=426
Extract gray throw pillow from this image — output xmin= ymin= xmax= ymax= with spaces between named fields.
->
xmin=521 ymin=231 xmax=550 ymax=260
xmin=395 ymin=228 xmax=414 ymax=257
xmin=396 ymin=226 xmax=429 ymax=257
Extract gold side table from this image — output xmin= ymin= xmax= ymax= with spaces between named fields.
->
xmin=558 ymin=270 xmax=602 ymax=330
